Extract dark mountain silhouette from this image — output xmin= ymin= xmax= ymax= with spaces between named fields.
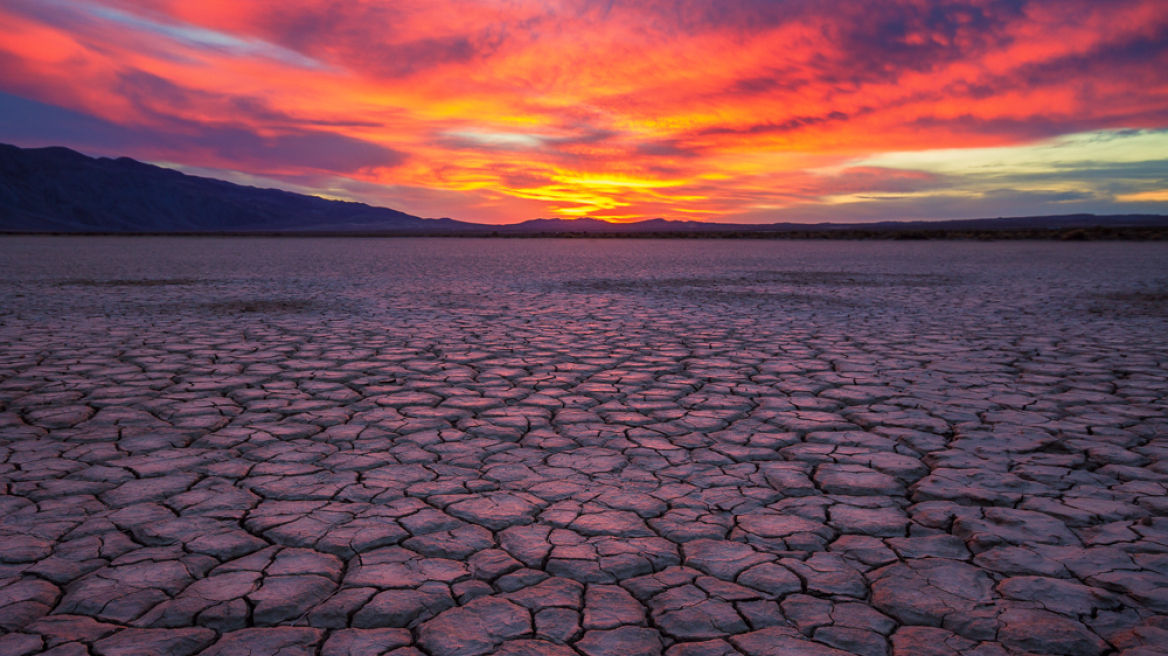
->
xmin=1 ymin=143 xmax=1164 ymax=235
xmin=0 ymin=143 xmax=471 ymax=232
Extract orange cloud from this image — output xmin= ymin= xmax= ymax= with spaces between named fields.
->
xmin=0 ymin=0 xmax=1165 ymax=223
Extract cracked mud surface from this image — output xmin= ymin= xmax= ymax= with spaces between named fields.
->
xmin=1 ymin=237 xmax=1167 ymax=656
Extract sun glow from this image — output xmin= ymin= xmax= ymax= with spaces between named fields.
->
xmin=1117 ymin=190 xmax=1168 ymax=202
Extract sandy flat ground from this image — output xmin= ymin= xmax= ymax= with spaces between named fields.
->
xmin=1 ymin=238 xmax=1167 ymax=656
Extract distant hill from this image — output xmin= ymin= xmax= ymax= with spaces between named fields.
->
xmin=0 ymin=143 xmax=471 ymax=232
xmin=1 ymin=142 xmax=1164 ymax=235
xmin=500 ymin=215 xmax=1168 ymax=234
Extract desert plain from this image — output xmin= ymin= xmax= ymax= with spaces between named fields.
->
xmin=1 ymin=237 xmax=1167 ymax=656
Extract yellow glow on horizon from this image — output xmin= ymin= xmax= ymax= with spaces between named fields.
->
xmin=854 ymin=130 xmax=1168 ymax=177
xmin=1117 ymin=190 xmax=1168 ymax=202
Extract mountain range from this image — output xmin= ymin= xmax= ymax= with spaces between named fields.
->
xmin=0 ymin=143 xmax=455 ymax=232
xmin=2 ymin=143 xmax=1165 ymax=234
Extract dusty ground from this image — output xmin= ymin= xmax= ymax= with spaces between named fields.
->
xmin=1 ymin=238 xmax=1167 ymax=656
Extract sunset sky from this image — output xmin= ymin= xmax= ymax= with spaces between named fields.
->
xmin=1 ymin=0 xmax=1166 ymax=224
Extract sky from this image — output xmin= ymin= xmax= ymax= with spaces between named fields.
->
xmin=0 ymin=0 xmax=1166 ymax=224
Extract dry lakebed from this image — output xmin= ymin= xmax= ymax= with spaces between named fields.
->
xmin=1 ymin=237 xmax=1167 ymax=656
